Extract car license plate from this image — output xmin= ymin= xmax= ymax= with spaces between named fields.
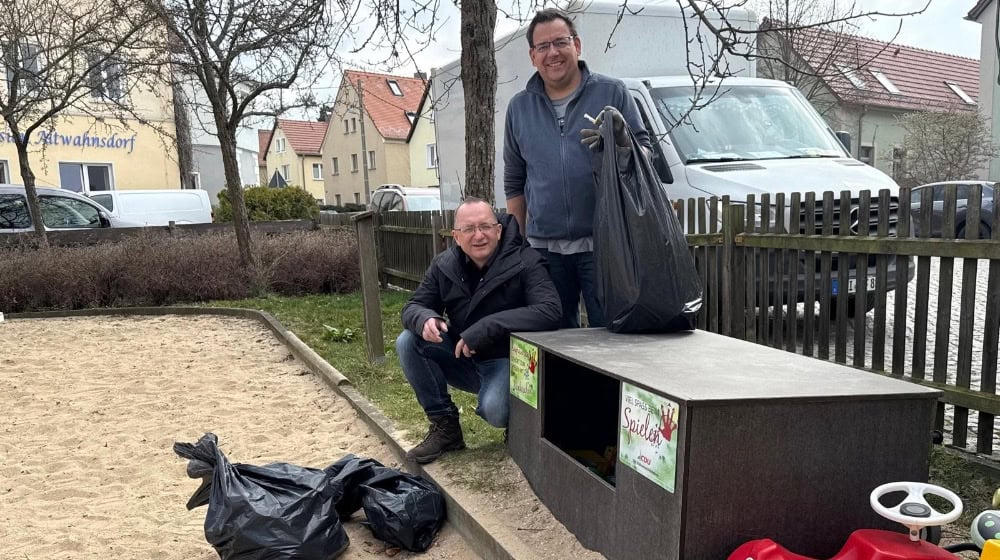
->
xmin=832 ymin=276 xmax=877 ymax=295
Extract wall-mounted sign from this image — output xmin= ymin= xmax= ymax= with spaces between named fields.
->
xmin=0 ymin=130 xmax=137 ymax=153
xmin=619 ymin=383 xmax=680 ymax=493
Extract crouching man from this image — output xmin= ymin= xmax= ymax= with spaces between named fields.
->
xmin=397 ymin=197 xmax=561 ymax=464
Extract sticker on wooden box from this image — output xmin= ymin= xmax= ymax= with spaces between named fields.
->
xmin=509 ymin=339 xmax=539 ymax=408
xmin=619 ymin=383 xmax=680 ymax=493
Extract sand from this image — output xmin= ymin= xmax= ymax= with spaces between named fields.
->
xmin=0 ymin=315 xmax=475 ymax=560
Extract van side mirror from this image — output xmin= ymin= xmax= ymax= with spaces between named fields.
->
xmin=835 ymin=131 xmax=852 ymax=153
xmin=98 ymin=211 xmax=111 ymax=228
xmin=650 ymin=147 xmax=673 ymax=184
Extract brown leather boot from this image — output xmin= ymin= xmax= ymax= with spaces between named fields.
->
xmin=406 ymin=415 xmax=465 ymax=464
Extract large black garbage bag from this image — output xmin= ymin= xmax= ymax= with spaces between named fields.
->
xmin=324 ymin=454 xmax=385 ymax=520
xmin=359 ymin=469 xmax=446 ymax=552
xmin=593 ymin=116 xmax=702 ymax=333
xmin=173 ymin=433 xmax=349 ymax=560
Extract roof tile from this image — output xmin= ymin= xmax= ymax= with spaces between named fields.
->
xmin=276 ymin=119 xmax=328 ymax=155
xmin=258 ymin=129 xmax=272 ymax=165
xmin=343 ymin=70 xmax=427 ymax=140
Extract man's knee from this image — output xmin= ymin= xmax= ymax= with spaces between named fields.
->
xmin=396 ymin=329 xmax=418 ymax=355
xmin=478 ymin=393 xmax=509 ymax=428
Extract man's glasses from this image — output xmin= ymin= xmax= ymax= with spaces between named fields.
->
xmin=454 ymin=223 xmax=500 ymax=236
xmin=532 ymin=35 xmax=575 ymax=53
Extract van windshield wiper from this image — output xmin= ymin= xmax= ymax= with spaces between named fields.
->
xmin=780 ymin=154 xmax=842 ymax=159
xmin=687 ymin=156 xmax=751 ymax=164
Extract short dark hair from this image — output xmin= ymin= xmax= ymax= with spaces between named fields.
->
xmin=527 ymin=8 xmax=577 ymax=48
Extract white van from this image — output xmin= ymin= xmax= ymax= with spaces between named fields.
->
xmin=87 ymin=189 xmax=213 ymax=226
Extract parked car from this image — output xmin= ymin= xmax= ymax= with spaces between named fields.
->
xmin=0 ymin=185 xmax=141 ymax=233
xmin=369 ymin=185 xmax=441 ymax=212
xmin=86 ymin=189 xmax=213 ymax=225
xmin=909 ymin=181 xmax=995 ymax=239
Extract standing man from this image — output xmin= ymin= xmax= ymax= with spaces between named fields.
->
xmin=397 ymin=198 xmax=561 ymax=464
xmin=504 ymin=8 xmax=651 ymax=328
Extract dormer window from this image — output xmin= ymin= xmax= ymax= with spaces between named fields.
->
xmin=945 ymin=81 xmax=975 ymax=105
xmin=387 ymin=79 xmax=403 ymax=96
xmin=870 ymin=70 xmax=900 ymax=95
xmin=836 ymin=65 xmax=866 ymax=90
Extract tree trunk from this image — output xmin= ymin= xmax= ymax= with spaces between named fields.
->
xmin=460 ymin=0 xmax=497 ymax=206
xmin=218 ymin=126 xmax=259 ymax=274
xmin=13 ymin=133 xmax=48 ymax=248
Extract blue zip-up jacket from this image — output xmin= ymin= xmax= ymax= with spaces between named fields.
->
xmin=503 ymin=61 xmax=651 ymax=241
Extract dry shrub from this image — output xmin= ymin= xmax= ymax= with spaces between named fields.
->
xmin=0 ymin=229 xmax=359 ymax=313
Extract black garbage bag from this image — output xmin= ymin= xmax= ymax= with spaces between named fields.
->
xmin=173 ymin=433 xmax=349 ymax=560
xmin=359 ymin=469 xmax=446 ymax=552
xmin=593 ymin=115 xmax=702 ymax=333
xmin=324 ymin=454 xmax=385 ymax=520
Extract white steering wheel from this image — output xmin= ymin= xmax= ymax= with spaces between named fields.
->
xmin=870 ymin=482 xmax=963 ymax=541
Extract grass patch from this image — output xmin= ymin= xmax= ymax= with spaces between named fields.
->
xmin=202 ymin=291 xmax=507 ymax=490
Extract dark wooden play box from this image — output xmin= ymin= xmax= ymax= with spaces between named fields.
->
xmin=507 ymin=328 xmax=940 ymax=560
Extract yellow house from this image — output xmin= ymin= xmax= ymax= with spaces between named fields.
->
xmin=407 ymin=84 xmax=438 ymax=188
xmin=322 ymin=70 xmax=426 ymax=206
xmin=264 ymin=119 xmax=327 ymax=203
xmin=0 ymin=80 xmax=179 ymax=191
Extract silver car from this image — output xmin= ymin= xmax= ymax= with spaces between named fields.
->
xmin=0 ymin=185 xmax=141 ymax=233
xmin=910 ymin=180 xmax=995 ymax=239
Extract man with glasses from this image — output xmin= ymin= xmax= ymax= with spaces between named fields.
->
xmin=397 ymin=198 xmax=561 ymax=463
xmin=504 ymin=8 xmax=651 ymax=328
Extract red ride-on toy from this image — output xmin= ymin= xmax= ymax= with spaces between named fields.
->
xmin=728 ymin=482 xmax=963 ymax=560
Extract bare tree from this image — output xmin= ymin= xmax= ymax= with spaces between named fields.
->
xmin=0 ymin=0 xmax=160 ymax=245
xmin=891 ymin=109 xmax=996 ymax=188
xmin=150 ymin=0 xmax=341 ymax=271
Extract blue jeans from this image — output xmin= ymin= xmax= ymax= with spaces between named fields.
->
xmin=534 ymin=249 xmax=605 ymax=328
xmin=396 ymin=329 xmax=510 ymax=428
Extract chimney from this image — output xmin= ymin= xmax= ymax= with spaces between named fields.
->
xmin=414 ymin=71 xmax=427 ymax=80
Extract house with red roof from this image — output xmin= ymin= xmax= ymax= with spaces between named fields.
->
xmin=264 ymin=119 xmax=329 ymax=203
xmin=967 ymin=1 xmax=1000 ymax=179
xmin=758 ymin=23 xmax=981 ymax=181
xmin=257 ymin=129 xmax=272 ymax=185
xmin=321 ymin=70 xmax=428 ymax=206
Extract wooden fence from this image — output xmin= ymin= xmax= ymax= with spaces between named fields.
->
xmin=357 ymin=187 xmax=1000 ymax=461
xmin=0 ymin=219 xmax=318 ymax=247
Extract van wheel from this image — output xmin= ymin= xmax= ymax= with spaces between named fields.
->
xmin=827 ymin=293 xmax=876 ymax=320
xmin=958 ymin=221 xmax=991 ymax=240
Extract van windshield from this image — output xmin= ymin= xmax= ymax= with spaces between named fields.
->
xmin=405 ymin=195 xmax=440 ymax=211
xmin=649 ymin=85 xmax=847 ymax=164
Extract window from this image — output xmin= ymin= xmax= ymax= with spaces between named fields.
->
xmin=870 ymin=70 xmax=900 ymax=95
xmin=335 ymin=194 xmax=342 ymax=206
xmin=859 ymin=145 xmax=874 ymax=166
xmin=0 ymin=160 xmax=8 ymax=183
xmin=351 ymin=118 xmax=357 ymax=133
xmin=331 ymin=157 xmax=339 ymax=175
xmin=836 ymin=65 xmax=866 ymax=89
xmin=58 ymin=162 xmax=113 ymax=192
xmin=88 ymin=55 xmax=123 ymax=100
xmin=343 ymin=119 xmax=349 ymax=134
xmin=405 ymin=111 xmax=417 ymax=124
xmin=4 ymin=42 xmax=39 ymax=92
xmin=40 ymin=195 xmax=103 ymax=229
xmin=189 ymin=172 xmax=201 ymax=190
xmin=90 ymin=193 xmax=113 ymax=211
xmin=312 ymin=163 xmax=323 ymax=180
xmin=945 ymin=81 xmax=975 ymax=105
xmin=367 ymin=150 xmax=375 ymax=170
xmin=426 ymin=143 xmax=437 ymax=169
xmin=276 ymin=137 xmax=286 ymax=153
xmin=354 ymin=192 xmax=360 ymax=204
xmin=351 ymin=153 xmax=358 ymax=172
xmin=387 ymin=79 xmax=403 ymax=96
xmin=281 ymin=164 xmax=290 ymax=179
xmin=0 ymin=194 xmax=30 ymax=229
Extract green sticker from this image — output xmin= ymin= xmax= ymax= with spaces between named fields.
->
xmin=509 ymin=339 xmax=539 ymax=408
xmin=618 ymin=383 xmax=680 ymax=493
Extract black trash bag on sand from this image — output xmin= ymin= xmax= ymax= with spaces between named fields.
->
xmin=593 ymin=116 xmax=702 ymax=333
xmin=173 ymin=433 xmax=349 ymax=560
xmin=360 ymin=468 xmax=446 ymax=552
xmin=324 ymin=453 xmax=385 ymax=520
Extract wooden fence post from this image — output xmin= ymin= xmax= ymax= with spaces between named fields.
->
xmin=352 ymin=211 xmax=385 ymax=364
xmin=721 ymin=202 xmax=746 ymax=338
xmin=431 ymin=211 xmax=446 ymax=254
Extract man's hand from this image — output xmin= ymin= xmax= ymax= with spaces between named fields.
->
xmin=454 ymin=338 xmax=476 ymax=359
xmin=580 ymin=106 xmax=629 ymax=151
xmin=421 ymin=317 xmax=448 ymax=343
